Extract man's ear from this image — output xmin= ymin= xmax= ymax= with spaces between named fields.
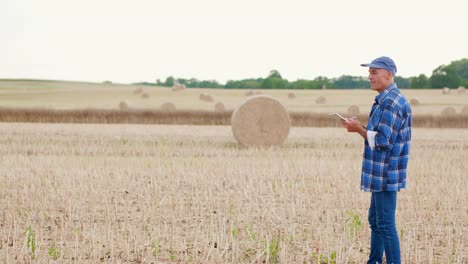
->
xmin=386 ymin=71 xmax=393 ymax=80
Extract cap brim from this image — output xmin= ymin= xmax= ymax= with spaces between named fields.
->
xmin=360 ymin=63 xmax=381 ymax=68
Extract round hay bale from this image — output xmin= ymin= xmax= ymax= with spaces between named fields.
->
xmin=410 ymin=98 xmax=420 ymax=106
xmin=347 ymin=105 xmax=360 ymax=116
xmin=214 ymin=102 xmax=225 ymax=112
xmin=255 ymin=90 xmax=263 ymax=95
xmin=133 ymin=87 xmax=143 ymax=94
xmin=441 ymin=106 xmax=456 ymax=116
xmin=461 ymin=106 xmax=468 ymax=115
xmin=118 ymin=101 xmax=129 ymax=110
xmin=457 ymin=86 xmax=466 ymax=94
xmin=442 ymin=87 xmax=451 ymax=94
xmin=315 ymin=96 xmax=326 ymax=104
xmin=171 ymin=83 xmax=185 ymax=92
xmin=231 ymin=95 xmax=290 ymax=147
xmin=200 ymin=93 xmax=214 ymax=102
xmin=321 ymin=84 xmax=327 ymax=90
xmin=245 ymin=90 xmax=255 ymax=96
xmin=160 ymin=102 xmax=176 ymax=112
xmin=288 ymin=92 xmax=296 ymax=99
xmin=141 ymin=93 xmax=150 ymax=98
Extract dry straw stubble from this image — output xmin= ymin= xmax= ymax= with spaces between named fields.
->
xmin=231 ymin=95 xmax=290 ymax=147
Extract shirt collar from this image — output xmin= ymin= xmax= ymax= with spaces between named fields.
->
xmin=375 ymin=83 xmax=397 ymax=104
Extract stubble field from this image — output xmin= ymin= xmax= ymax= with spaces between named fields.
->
xmin=0 ymin=80 xmax=467 ymax=263
xmin=0 ymin=123 xmax=466 ymax=263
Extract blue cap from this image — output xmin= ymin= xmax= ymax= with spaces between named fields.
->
xmin=361 ymin=56 xmax=397 ymax=76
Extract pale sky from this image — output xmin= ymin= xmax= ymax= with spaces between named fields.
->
xmin=2 ymin=0 xmax=468 ymax=84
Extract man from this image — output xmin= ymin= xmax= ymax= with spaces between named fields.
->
xmin=341 ymin=56 xmax=412 ymax=264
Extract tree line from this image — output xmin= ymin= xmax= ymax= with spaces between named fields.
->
xmin=135 ymin=58 xmax=468 ymax=89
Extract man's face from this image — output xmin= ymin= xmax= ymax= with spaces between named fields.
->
xmin=368 ymin=68 xmax=392 ymax=93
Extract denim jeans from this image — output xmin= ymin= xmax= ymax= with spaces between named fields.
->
xmin=367 ymin=191 xmax=401 ymax=264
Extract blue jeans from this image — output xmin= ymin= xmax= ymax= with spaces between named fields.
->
xmin=367 ymin=191 xmax=401 ymax=264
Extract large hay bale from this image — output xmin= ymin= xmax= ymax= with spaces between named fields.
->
xmin=231 ymin=95 xmax=290 ymax=147
xmin=441 ymin=106 xmax=456 ymax=116
xmin=315 ymin=96 xmax=326 ymax=104
xmin=457 ymin=86 xmax=466 ymax=94
xmin=288 ymin=92 xmax=296 ymax=99
xmin=160 ymin=102 xmax=176 ymax=112
xmin=118 ymin=101 xmax=129 ymax=110
xmin=347 ymin=105 xmax=360 ymax=116
xmin=200 ymin=93 xmax=214 ymax=102
xmin=410 ymin=98 xmax=420 ymax=106
xmin=141 ymin=93 xmax=150 ymax=98
xmin=461 ymin=106 xmax=468 ymax=115
xmin=442 ymin=87 xmax=451 ymax=94
xmin=214 ymin=102 xmax=225 ymax=112
xmin=171 ymin=83 xmax=185 ymax=92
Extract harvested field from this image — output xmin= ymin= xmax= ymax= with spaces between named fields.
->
xmin=0 ymin=123 xmax=466 ymax=263
xmin=2 ymin=80 xmax=467 ymax=116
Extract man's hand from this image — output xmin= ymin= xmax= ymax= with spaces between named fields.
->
xmin=341 ymin=117 xmax=367 ymax=139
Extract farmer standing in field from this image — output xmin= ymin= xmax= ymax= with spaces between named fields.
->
xmin=341 ymin=56 xmax=412 ymax=264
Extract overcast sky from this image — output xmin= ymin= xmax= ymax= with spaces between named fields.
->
xmin=2 ymin=0 xmax=468 ymax=84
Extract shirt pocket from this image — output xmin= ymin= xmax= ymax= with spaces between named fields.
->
xmin=367 ymin=106 xmax=382 ymax=131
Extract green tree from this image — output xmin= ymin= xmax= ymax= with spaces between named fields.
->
xmin=429 ymin=64 xmax=461 ymax=88
xmin=410 ymin=74 xmax=429 ymax=88
xmin=268 ymin=69 xmax=282 ymax=79
xmin=261 ymin=70 xmax=287 ymax=89
xmin=164 ymin=76 xmax=175 ymax=87
xmin=395 ymin=76 xmax=411 ymax=88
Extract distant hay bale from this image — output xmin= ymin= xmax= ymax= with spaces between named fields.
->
xmin=133 ymin=87 xmax=143 ymax=94
xmin=141 ymin=93 xmax=150 ymax=98
xmin=321 ymin=84 xmax=327 ymax=90
xmin=214 ymin=102 xmax=225 ymax=112
xmin=347 ymin=105 xmax=360 ymax=116
xmin=457 ymin=86 xmax=466 ymax=94
xmin=288 ymin=92 xmax=296 ymax=99
xmin=160 ymin=102 xmax=176 ymax=112
xmin=441 ymin=107 xmax=456 ymax=116
xmin=442 ymin=87 xmax=451 ymax=94
xmin=118 ymin=101 xmax=128 ymax=110
xmin=315 ymin=96 xmax=326 ymax=104
xmin=171 ymin=83 xmax=185 ymax=92
xmin=461 ymin=106 xmax=468 ymax=115
xmin=231 ymin=95 xmax=290 ymax=147
xmin=199 ymin=93 xmax=214 ymax=102
xmin=255 ymin=90 xmax=263 ymax=94
xmin=410 ymin=98 xmax=421 ymax=106
xmin=245 ymin=90 xmax=255 ymax=96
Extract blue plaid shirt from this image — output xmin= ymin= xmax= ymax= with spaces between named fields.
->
xmin=361 ymin=83 xmax=412 ymax=192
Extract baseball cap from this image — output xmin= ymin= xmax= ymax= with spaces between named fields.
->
xmin=361 ymin=56 xmax=397 ymax=76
